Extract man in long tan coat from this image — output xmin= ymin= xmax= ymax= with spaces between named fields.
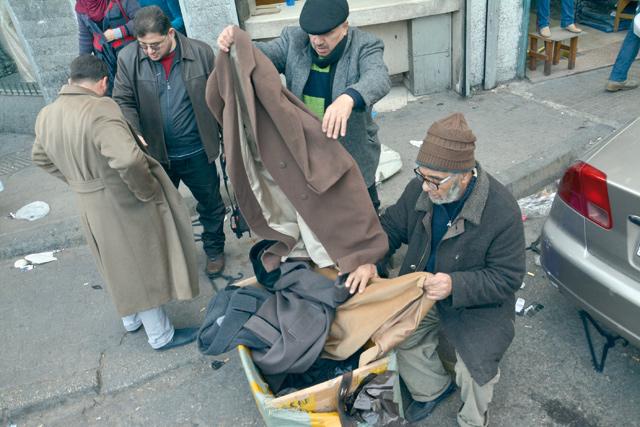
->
xmin=32 ymin=55 xmax=200 ymax=351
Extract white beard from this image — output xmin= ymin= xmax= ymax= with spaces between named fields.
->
xmin=429 ymin=179 xmax=463 ymax=205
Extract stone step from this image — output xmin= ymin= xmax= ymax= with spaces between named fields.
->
xmin=6 ymin=0 xmax=80 ymax=102
xmin=18 ymin=18 xmax=79 ymax=40
xmin=7 ymin=0 xmax=73 ymax=20
xmin=0 ymin=95 xmax=44 ymax=134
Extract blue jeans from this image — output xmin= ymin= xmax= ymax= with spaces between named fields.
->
xmin=610 ymin=27 xmax=640 ymax=82
xmin=537 ymin=0 xmax=575 ymax=29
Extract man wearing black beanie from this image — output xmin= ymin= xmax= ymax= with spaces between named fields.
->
xmin=217 ymin=0 xmax=391 ymax=212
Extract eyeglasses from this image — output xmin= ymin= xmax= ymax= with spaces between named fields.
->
xmin=138 ymin=35 xmax=168 ymax=52
xmin=413 ymin=167 xmax=453 ymax=191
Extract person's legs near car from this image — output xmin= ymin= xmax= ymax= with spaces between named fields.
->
xmin=455 ymin=352 xmax=499 ymax=427
xmin=609 ymin=27 xmax=640 ymax=83
xmin=396 ymin=307 xmax=452 ymax=402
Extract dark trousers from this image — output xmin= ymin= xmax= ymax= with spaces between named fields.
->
xmin=164 ymin=151 xmax=226 ymax=257
xmin=368 ymin=184 xmax=381 ymax=214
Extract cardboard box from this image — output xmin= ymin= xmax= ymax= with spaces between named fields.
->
xmin=238 ymin=345 xmax=395 ymax=427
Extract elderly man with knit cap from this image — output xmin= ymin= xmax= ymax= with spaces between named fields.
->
xmin=217 ymin=0 xmax=390 ymax=211
xmin=346 ymin=113 xmax=526 ymax=426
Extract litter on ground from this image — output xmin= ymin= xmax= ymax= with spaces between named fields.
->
xmin=524 ymin=303 xmax=544 ymax=317
xmin=24 ymin=251 xmax=58 ymax=265
xmin=14 ymin=259 xmax=34 ymax=271
xmin=518 ymin=187 xmax=556 ymax=218
xmin=10 ymin=201 xmax=50 ymax=221
xmin=211 ymin=358 xmax=229 ymax=370
xmin=375 ymin=144 xmax=402 ymax=184
xmin=14 ymin=250 xmax=61 ymax=271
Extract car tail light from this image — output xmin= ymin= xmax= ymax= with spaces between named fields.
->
xmin=558 ymin=161 xmax=612 ymax=229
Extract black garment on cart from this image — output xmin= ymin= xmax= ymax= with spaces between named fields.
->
xmin=198 ymin=261 xmax=350 ymax=388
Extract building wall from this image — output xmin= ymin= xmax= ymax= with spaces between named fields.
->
xmin=467 ymin=0 xmax=523 ymax=89
xmin=6 ymin=0 xmax=525 ymax=106
xmin=179 ymin=0 xmax=238 ymax=53
xmin=468 ymin=0 xmax=487 ymax=87
xmin=496 ymin=0 xmax=523 ymax=83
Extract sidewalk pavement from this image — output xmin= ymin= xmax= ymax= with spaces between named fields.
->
xmin=2 ymin=63 xmax=640 ymax=421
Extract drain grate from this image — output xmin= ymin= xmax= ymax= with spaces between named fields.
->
xmin=0 ymin=81 xmax=41 ymax=96
xmin=0 ymin=150 xmax=32 ymax=175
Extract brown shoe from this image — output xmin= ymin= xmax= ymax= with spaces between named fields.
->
xmin=206 ymin=253 xmax=225 ymax=277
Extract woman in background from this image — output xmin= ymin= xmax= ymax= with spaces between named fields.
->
xmin=75 ymin=0 xmax=140 ymax=93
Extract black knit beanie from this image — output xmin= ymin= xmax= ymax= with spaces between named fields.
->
xmin=299 ymin=0 xmax=349 ymax=35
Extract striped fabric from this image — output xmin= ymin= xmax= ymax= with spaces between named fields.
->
xmin=302 ymin=63 xmax=332 ymax=120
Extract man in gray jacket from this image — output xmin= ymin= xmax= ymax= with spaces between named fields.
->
xmin=113 ymin=6 xmax=226 ymax=276
xmin=346 ymin=113 xmax=526 ymax=426
xmin=217 ymin=0 xmax=391 ymax=211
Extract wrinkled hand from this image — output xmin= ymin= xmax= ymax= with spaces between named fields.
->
xmin=217 ymin=25 xmax=236 ymax=53
xmin=423 ymin=272 xmax=453 ymax=300
xmin=345 ymin=263 xmax=378 ymax=295
xmin=137 ymin=134 xmax=148 ymax=147
xmin=322 ymin=94 xmax=354 ymax=139
xmin=103 ymin=29 xmax=117 ymax=42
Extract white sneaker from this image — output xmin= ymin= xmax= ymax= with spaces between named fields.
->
xmin=564 ymin=23 xmax=583 ymax=33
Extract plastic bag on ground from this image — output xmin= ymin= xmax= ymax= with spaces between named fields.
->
xmin=375 ymin=145 xmax=403 ymax=184
xmin=518 ymin=188 xmax=556 ymax=218
xmin=13 ymin=201 xmax=50 ymax=221
xmin=24 ymin=251 xmax=58 ymax=264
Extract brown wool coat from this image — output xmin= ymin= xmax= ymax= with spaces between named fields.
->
xmin=205 ymin=27 xmax=388 ymax=273
xmin=32 ymin=85 xmax=199 ymax=316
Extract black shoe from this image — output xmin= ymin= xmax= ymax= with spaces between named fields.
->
xmin=155 ymin=327 xmax=198 ymax=351
xmin=405 ymin=381 xmax=457 ymax=423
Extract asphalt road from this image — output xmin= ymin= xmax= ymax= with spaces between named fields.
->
xmin=5 ymin=208 xmax=640 ymax=427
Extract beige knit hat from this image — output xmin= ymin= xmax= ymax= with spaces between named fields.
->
xmin=416 ymin=112 xmax=477 ymax=172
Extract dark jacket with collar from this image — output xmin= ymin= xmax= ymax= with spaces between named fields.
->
xmin=380 ymin=164 xmax=526 ymax=385
xmin=256 ymin=26 xmax=391 ymax=188
xmin=197 ymin=262 xmax=350 ymax=382
xmin=113 ymin=32 xmax=220 ymax=164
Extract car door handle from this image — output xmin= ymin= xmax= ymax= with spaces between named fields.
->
xmin=629 ymin=215 xmax=640 ymax=226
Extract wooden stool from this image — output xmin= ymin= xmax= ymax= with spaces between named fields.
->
xmin=614 ymin=0 xmax=637 ymax=32
xmin=528 ymin=27 xmax=584 ymax=76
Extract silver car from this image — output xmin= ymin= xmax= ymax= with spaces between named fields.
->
xmin=541 ymin=118 xmax=640 ymax=350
